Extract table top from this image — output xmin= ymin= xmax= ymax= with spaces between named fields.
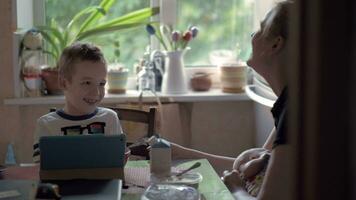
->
xmin=123 ymin=159 xmax=234 ymax=200
xmin=0 ymin=159 xmax=234 ymax=200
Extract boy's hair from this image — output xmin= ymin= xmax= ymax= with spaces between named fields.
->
xmin=58 ymin=42 xmax=107 ymax=81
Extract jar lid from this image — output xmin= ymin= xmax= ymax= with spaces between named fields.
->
xmin=151 ymin=138 xmax=171 ymax=148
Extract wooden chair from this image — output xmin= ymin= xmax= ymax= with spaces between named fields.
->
xmin=109 ymin=107 xmax=156 ymax=139
xmin=108 ymin=107 xmax=157 ymax=159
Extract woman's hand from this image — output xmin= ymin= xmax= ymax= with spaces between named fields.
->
xmin=222 ymin=170 xmax=244 ymax=191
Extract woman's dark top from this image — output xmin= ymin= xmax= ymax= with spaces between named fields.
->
xmin=271 ymin=87 xmax=288 ymax=148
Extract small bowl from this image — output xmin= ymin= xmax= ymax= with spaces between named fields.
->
xmin=161 ymin=172 xmax=203 ymax=189
xmin=190 ymin=72 xmax=212 ymax=91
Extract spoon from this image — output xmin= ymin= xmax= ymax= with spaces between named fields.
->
xmin=176 ymin=162 xmax=201 ymax=177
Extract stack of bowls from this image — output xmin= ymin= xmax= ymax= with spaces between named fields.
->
xmin=220 ymin=63 xmax=247 ymax=93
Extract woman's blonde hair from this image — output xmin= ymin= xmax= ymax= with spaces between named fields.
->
xmin=262 ymin=1 xmax=293 ymax=40
xmin=58 ymin=42 xmax=107 ymax=81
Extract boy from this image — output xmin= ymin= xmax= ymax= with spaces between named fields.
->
xmin=33 ymin=42 xmax=123 ymax=162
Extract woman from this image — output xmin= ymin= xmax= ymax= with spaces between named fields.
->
xmin=172 ymin=1 xmax=293 ymax=199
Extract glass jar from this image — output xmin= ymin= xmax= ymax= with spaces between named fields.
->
xmin=138 ymin=64 xmax=156 ymax=92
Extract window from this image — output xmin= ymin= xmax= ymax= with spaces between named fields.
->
xmin=18 ymin=0 xmax=275 ymax=73
xmin=43 ymin=0 xmax=256 ymax=69
xmin=44 ymin=0 xmax=149 ymax=73
xmin=176 ymin=0 xmax=254 ymax=66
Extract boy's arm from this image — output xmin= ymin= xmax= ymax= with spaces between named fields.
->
xmin=108 ymin=109 xmax=123 ymax=135
xmin=33 ymin=119 xmax=49 ymax=163
xmin=171 ymin=142 xmax=235 ymax=175
xmin=113 ymin=112 xmax=123 ymax=134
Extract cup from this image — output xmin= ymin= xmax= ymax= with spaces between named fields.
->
xmin=107 ymin=69 xmax=128 ymax=94
xmin=220 ymin=64 xmax=247 ymax=93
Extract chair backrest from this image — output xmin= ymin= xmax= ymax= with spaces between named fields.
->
xmin=108 ymin=107 xmax=156 ymax=139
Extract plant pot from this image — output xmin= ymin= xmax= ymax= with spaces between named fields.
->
xmin=220 ymin=64 xmax=247 ymax=93
xmin=41 ymin=68 xmax=63 ymax=95
xmin=107 ymin=70 xmax=129 ymax=94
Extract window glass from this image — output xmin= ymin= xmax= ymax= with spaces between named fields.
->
xmin=45 ymin=0 xmax=149 ymax=73
xmin=177 ymin=0 xmax=254 ymax=66
xmin=45 ymin=0 xmax=254 ymax=70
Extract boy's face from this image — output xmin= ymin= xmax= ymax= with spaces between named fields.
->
xmin=62 ymin=60 xmax=107 ymax=115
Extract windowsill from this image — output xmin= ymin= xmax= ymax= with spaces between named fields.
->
xmin=3 ymin=89 xmax=250 ymax=105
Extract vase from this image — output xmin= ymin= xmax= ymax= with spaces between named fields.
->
xmin=162 ymin=49 xmax=188 ymax=94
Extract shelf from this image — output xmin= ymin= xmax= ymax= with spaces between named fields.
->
xmin=3 ymin=89 xmax=251 ymax=105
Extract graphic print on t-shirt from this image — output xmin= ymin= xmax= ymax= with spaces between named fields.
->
xmin=61 ymin=122 xmax=106 ymax=135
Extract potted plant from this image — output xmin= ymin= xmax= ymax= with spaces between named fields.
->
xmin=106 ymin=40 xmax=129 ymax=94
xmin=38 ymin=0 xmax=159 ymax=94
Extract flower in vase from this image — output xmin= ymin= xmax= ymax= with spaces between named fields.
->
xmin=190 ymin=26 xmax=199 ymax=38
xmin=182 ymin=31 xmax=192 ymax=49
xmin=145 ymin=24 xmax=199 ymax=51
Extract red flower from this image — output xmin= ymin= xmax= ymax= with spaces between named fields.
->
xmin=182 ymin=31 xmax=192 ymax=42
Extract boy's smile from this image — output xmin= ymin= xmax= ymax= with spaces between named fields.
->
xmin=62 ymin=60 xmax=107 ymax=116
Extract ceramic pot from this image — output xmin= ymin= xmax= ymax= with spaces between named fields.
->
xmin=220 ymin=64 xmax=247 ymax=93
xmin=107 ymin=70 xmax=128 ymax=94
xmin=190 ymin=72 xmax=212 ymax=91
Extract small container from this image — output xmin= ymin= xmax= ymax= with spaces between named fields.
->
xmin=150 ymin=138 xmax=171 ymax=178
xmin=190 ymin=72 xmax=212 ymax=91
xmin=107 ymin=65 xmax=128 ymax=94
xmin=138 ymin=64 xmax=156 ymax=92
xmin=161 ymin=171 xmax=203 ymax=189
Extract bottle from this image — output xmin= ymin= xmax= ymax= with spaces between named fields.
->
xmin=5 ymin=143 xmax=17 ymax=165
xmin=150 ymin=138 xmax=171 ymax=178
xmin=138 ymin=62 xmax=156 ymax=92
xmin=150 ymin=50 xmax=165 ymax=91
xmin=21 ymin=49 xmax=44 ymax=97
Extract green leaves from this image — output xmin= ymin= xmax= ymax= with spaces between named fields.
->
xmin=77 ymin=0 xmax=115 ymax=36
xmin=37 ymin=0 xmax=159 ymax=66
xmin=77 ymin=7 xmax=159 ymax=40
xmin=77 ymin=22 xmax=148 ymax=40
xmin=66 ymin=6 xmax=105 ymax=34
